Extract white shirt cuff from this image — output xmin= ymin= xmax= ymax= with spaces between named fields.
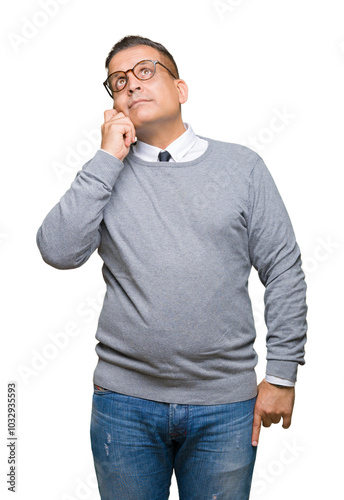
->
xmin=265 ymin=374 xmax=295 ymax=387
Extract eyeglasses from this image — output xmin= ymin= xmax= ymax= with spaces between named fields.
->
xmin=103 ymin=59 xmax=177 ymax=97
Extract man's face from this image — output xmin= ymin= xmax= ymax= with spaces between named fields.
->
xmin=107 ymin=45 xmax=188 ymax=133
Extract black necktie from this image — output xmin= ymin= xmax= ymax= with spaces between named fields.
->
xmin=158 ymin=150 xmax=172 ymax=162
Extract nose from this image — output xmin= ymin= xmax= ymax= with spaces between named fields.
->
xmin=126 ymin=70 xmax=141 ymax=93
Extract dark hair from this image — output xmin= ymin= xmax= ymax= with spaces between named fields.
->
xmin=105 ymin=35 xmax=179 ymax=78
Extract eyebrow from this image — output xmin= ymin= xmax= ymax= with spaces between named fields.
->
xmin=110 ymin=59 xmax=151 ymax=74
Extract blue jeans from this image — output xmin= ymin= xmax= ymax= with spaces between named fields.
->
xmin=90 ymin=385 xmax=257 ymax=500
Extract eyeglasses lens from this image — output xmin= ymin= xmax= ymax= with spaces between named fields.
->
xmin=108 ymin=60 xmax=156 ymax=92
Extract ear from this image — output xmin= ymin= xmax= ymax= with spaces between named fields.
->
xmin=175 ymin=79 xmax=188 ymax=105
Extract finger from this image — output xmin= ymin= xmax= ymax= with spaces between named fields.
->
xmin=251 ymin=412 xmax=262 ymax=447
xmin=103 ymin=116 xmax=134 ymax=139
xmin=122 ymin=122 xmax=136 ymax=147
xmin=111 ymin=114 xmax=136 ymax=142
xmin=282 ymin=414 xmax=292 ymax=429
xmin=124 ymin=130 xmax=132 ymax=148
xmin=104 ymin=109 xmax=119 ymax=123
xmin=122 ymin=120 xmax=136 ymax=145
xmin=125 ymin=117 xmax=136 ymax=143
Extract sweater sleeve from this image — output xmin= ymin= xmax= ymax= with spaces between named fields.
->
xmin=36 ymin=150 xmax=124 ymax=270
xmin=247 ymin=156 xmax=308 ymax=382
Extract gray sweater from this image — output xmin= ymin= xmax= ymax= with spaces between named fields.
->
xmin=36 ymin=136 xmax=307 ymax=405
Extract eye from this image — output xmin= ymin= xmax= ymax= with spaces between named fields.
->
xmin=138 ymin=67 xmax=153 ymax=78
xmin=116 ymin=77 xmax=127 ymax=90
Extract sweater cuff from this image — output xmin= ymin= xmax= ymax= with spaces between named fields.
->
xmin=82 ymin=149 xmax=124 ymax=189
xmin=266 ymin=360 xmax=299 ymax=383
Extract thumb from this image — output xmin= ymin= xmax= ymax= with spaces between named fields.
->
xmin=251 ymin=411 xmax=262 ymax=447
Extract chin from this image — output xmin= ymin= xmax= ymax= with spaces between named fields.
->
xmin=131 ymin=112 xmax=157 ymax=130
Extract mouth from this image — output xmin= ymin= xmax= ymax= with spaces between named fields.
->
xmin=129 ymin=99 xmax=151 ymax=108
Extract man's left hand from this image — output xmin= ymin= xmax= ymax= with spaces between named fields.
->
xmin=251 ymin=379 xmax=295 ymax=447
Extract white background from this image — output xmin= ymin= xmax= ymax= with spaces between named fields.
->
xmin=1 ymin=0 xmax=343 ymax=498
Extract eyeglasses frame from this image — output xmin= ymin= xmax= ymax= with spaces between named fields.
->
xmin=103 ymin=59 xmax=178 ymax=98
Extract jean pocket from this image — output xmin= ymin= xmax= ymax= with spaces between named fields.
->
xmin=93 ymin=384 xmax=112 ymax=394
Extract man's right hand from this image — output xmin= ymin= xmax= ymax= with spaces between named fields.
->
xmin=100 ymin=109 xmax=136 ymax=162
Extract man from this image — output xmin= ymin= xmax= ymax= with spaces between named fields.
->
xmin=36 ymin=35 xmax=307 ymax=499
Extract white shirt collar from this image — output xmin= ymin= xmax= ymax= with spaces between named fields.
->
xmin=132 ymin=123 xmax=198 ymax=162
